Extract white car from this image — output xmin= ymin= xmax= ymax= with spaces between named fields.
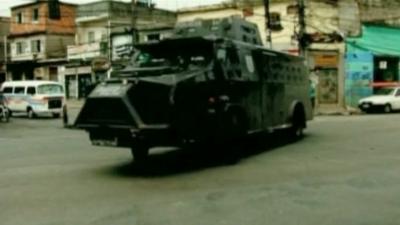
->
xmin=358 ymin=87 xmax=400 ymax=113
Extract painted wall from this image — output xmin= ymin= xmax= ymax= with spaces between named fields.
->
xmin=10 ymin=2 xmax=76 ymax=36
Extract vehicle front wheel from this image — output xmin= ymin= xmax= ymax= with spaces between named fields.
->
xmin=131 ymin=142 xmax=150 ymax=165
xmin=52 ymin=113 xmax=61 ymax=118
xmin=27 ymin=108 xmax=36 ymax=119
xmin=383 ymin=104 xmax=392 ymax=113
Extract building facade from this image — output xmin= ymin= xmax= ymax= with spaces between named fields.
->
xmin=64 ymin=0 xmax=176 ymax=99
xmin=65 ymin=0 xmax=133 ymax=98
xmin=7 ymin=0 xmax=76 ymax=82
xmin=343 ymin=0 xmax=400 ymax=109
xmin=0 ymin=17 xmax=10 ymax=85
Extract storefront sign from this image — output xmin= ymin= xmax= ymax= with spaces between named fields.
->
xmin=314 ymin=54 xmax=338 ymax=68
xmin=92 ymin=57 xmax=111 ymax=72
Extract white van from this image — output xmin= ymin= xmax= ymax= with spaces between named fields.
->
xmin=1 ymin=81 xmax=65 ymax=118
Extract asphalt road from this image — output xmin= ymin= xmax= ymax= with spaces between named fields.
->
xmin=1 ymin=113 xmax=400 ymax=225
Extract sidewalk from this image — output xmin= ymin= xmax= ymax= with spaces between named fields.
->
xmin=66 ymin=99 xmax=85 ymax=110
xmin=64 ymin=99 xmax=85 ymax=128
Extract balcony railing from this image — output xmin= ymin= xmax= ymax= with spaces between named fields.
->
xmin=67 ymin=42 xmax=107 ymax=61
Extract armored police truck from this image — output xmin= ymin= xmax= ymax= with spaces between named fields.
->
xmin=74 ymin=16 xmax=313 ymax=162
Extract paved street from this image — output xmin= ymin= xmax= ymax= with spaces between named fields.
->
xmin=1 ymin=113 xmax=400 ymax=225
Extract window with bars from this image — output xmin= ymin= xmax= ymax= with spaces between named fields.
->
xmin=32 ymin=8 xmax=39 ymax=22
xmin=88 ymin=31 xmax=96 ymax=43
xmin=31 ymin=40 xmax=41 ymax=53
xmin=269 ymin=12 xmax=283 ymax=31
xmin=15 ymin=12 xmax=23 ymax=24
xmin=16 ymin=42 xmax=26 ymax=55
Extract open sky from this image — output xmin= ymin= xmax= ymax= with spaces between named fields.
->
xmin=0 ymin=0 xmax=227 ymax=16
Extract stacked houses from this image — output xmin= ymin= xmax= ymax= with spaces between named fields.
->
xmin=0 ymin=0 xmax=400 ymax=114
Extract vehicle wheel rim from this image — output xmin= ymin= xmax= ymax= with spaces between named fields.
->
xmin=384 ymin=105 xmax=391 ymax=113
xmin=28 ymin=110 xmax=34 ymax=118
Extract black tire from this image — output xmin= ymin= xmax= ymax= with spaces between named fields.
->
xmin=3 ymin=110 xmax=10 ymax=122
xmin=27 ymin=108 xmax=36 ymax=119
xmin=223 ymin=109 xmax=248 ymax=139
xmin=290 ymin=105 xmax=306 ymax=140
xmin=0 ymin=107 xmax=9 ymax=122
xmin=220 ymin=109 xmax=248 ymax=164
xmin=52 ymin=113 xmax=61 ymax=118
xmin=383 ymin=104 xmax=392 ymax=113
xmin=131 ymin=142 xmax=150 ymax=164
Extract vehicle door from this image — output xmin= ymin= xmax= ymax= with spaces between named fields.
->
xmin=2 ymin=86 xmax=13 ymax=108
xmin=13 ymin=86 xmax=27 ymax=111
xmin=393 ymin=88 xmax=400 ymax=109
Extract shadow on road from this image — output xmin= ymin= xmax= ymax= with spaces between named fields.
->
xmin=102 ymin=130 xmax=308 ymax=178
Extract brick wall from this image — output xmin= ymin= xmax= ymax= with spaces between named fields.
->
xmin=10 ymin=2 xmax=76 ymax=36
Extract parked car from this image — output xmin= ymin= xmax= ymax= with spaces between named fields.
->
xmin=0 ymin=81 xmax=65 ymax=118
xmin=358 ymin=87 xmax=400 ymax=113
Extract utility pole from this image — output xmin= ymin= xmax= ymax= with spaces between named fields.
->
xmin=298 ymin=0 xmax=307 ymax=56
xmin=263 ymin=0 xmax=273 ymax=48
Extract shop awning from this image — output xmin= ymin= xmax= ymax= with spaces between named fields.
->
xmin=346 ymin=25 xmax=400 ymax=56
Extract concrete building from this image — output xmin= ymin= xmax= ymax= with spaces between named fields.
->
xmin=65 ymin=0 xmax=133 ymax=98
xmin=132 ymin=0 xmax=177 ymax=43
xmin=64 ymin=0 xmax=176 ymax=99
xmin=0 ymin=17 xmax=10 ymax=85
xmin=343 ymin=0 xmax=400 ymax=109
xmin=7 ymin=0 xmax=76 ymax=81
xmin=177 ymin=0 xmax=346 ymax=114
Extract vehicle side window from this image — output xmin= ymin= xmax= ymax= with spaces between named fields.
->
xmin=14 ymin=87 xmax=25 ymax=94
xmin=27 ymin=87 xmax=36 ymax=95
xmin=396 ymin=89 xmax=400 ymax=97
xmin=3 ymin=87 xmax=12 ymax=94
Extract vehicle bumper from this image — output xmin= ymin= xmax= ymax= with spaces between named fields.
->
xmin=358 ymin=103 xmax=385 ymax=111
xmin=82 ymin=125 xmax=179 ymax=148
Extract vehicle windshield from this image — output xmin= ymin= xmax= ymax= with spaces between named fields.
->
xmin=129 ymin=38 xmax=213 ymax=76
xmin=375 ymin=88 xmax=395 ymax=95
xmin=37 ymin=84 xmax=63 ymax=95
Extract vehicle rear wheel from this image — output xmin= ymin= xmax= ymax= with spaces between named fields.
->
xmin=27 ymin=108 xmax=36 ymax=119
xmin=52 ymin=113 xmax=60 ymax=118
xmin=383 ymin=104 xmax=392 ymax=113
xmin=290 ymin=106 xmax=306 ymax=140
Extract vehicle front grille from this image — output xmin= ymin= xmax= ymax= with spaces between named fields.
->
xmin=128 ymin=82 xmax=172 ymax=125
xmin=48 ymin=99 xmax=62 ymax=109
xmin=75 ymin=98 xmax=136 ymax=127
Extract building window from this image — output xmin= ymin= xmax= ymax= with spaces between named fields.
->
xmin=88 ymin=31 xmax=95 ymax=43
xmin=15 ymin=12 xmax=23 ymax=24
xmin=287 ymin=4 xmax=298 ymax=15
xmin=32 ymin=8 xmax=39 ymax=22
xmin=31 ymin=40 xmax=41 ymax=53
xmin=16 ymin=42 xmax=26 ymax=55
xmin=146 ymin=33 xmax=161 ymax=42
xmin=269 ymin=12 xmax=283 ymax=31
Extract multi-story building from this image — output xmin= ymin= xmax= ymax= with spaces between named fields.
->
xmin=0 ymin=17 xmax=10 ymax=85
xmin=65 ymin=0 xmax=133 ymax=98
xmin=342 ymin=0 xmax=400 ymax=109
xmin=64 ymin=0 xmax=176 ymax=99
xmin=177 ymin=0 xmax=346 ymax=114
xmin=7 ymin=0 xmax=76 ymax=81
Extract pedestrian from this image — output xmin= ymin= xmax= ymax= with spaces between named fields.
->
xmin=309 ymin=79 xmax=316 ymax=109
xmin=309 ymin=68 xmax=319 ymax=110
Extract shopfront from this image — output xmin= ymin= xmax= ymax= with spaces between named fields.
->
xmin=345 ymin=25 xmax=400 ymax=108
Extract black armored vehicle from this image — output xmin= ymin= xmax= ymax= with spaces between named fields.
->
xmin=75 ymin=16 xmax=312 ymax=162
